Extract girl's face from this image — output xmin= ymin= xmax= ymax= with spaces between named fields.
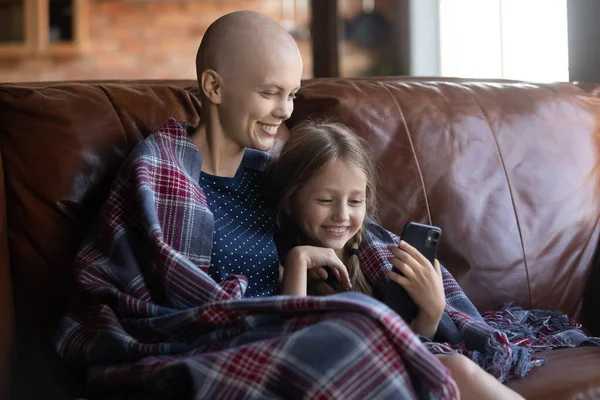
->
xmin=292 ymin=159 xmax=367 ymax=256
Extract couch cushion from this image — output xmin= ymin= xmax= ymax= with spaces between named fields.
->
xmin=507 ymin=347 xmax=600 ymax=400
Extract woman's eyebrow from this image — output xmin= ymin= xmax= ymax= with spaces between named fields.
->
xmin=260 ymin=83 xmax=300 ymax=92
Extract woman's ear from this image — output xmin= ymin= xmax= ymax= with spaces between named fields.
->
xmin=200 ymin=69 xmax=223 ymax=105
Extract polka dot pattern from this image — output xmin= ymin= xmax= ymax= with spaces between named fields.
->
xmin=200 ymin=166 xmax=279 ymax=298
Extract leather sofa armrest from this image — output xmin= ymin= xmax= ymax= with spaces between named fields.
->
xmin=0 ymin=149 xmax=14 ymax=399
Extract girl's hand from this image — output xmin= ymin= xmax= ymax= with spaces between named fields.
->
xmin=280 ymin=246 xmax=351 ymax=296
xmin=386 ymin=241 xmax=445 ymax=331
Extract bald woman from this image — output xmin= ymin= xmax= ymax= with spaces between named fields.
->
xmin=162 ymin=11 xmax=303 ymax=298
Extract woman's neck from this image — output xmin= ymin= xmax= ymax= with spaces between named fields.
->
xmin=192 ymin=121 xmax=245 ymax=177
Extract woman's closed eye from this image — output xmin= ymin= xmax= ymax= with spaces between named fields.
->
xmin=261 ymin=91 xmax=296 ymax=100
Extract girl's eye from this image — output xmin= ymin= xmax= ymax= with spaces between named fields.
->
xmin=317 ymin=199 xmax=333 ymax=204
xmin=262 ymin=91 xmax=277 ymax=98
xmin=288 ymin=93 xmax=297 ymax=100
xmin=349 ymin=199 xmax=364 ymax=206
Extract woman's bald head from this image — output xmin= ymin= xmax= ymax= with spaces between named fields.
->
xmin=194 ymin=10 xmax=302 ymax=152
xmin=196 ymin=10 xmax=301 ymax=82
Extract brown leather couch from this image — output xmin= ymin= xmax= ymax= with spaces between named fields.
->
xmin=1 ymin=77 xmax=600 ymax=400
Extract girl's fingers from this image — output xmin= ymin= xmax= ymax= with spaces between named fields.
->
xmin=387 ymin=256 xmax=415 ymax=280
xmin=311 ymin=267 xmax=328 ymax=281
xmin=388 ymin=245 xmax=420 ymax=271
xmin=329 ymin=260 xmax=352 ymax=289
xmin=397 ymin=241 xmax=433 ymax=269
xmin=434 ymin=259 xmax=442 ymax=277
xmin=388 ymin=244 xmax=405 ymax=259
xmin=386 ymin=269 xmax=410 ymax=288
xmin=326 ymin=265 xmax=340 ymax=280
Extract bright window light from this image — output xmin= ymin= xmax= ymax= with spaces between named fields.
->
xmin=440 ymin=0 xmax=569 ymax=82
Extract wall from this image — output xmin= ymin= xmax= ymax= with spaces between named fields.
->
xmin=0 ymin=0 xmax=396 ymax=83
xmin=0 ymin=0 xmax=315 ymax=82
xmin=567 ymin=0 xmax=600 ymax=82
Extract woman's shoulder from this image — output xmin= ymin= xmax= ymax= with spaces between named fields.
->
xmin=122 ymin=118 xmax=202 ymax=179
xmin=241 ymin=148 xmax=272 ymax=172
xmin=131 ymin=118 xmax=196 ymax=154
xmin=146 ymin=118 xmax=197 ymax=148
xmin=138 ymin=120 xmax=271 ymax=173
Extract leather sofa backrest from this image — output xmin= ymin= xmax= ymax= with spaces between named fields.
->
xmin=2 ymin=77 xmax=600 ymax=397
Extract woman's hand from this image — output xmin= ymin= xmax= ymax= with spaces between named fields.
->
xmin=386 ymin=241 xmax=445 ymax=338
xmin=280 ymin=246 xmax=351 ymax=296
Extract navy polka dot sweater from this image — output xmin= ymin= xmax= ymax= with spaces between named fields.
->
xmin=200 ymin=166 xmax=279 ymax=298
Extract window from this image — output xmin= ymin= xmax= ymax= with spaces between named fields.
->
xmin=439 ymin=0 xmax=569 ymax=82
xmin=0 ymin=0 xmax=89 ymax=57
xmin=0 ymin=0 xmax=34 ymax=56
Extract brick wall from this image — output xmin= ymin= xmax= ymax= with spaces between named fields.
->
xmin=0 ymin=0 xmax=386 ymax=83
xmin=0 ymin=1 xmax=308 ymax=82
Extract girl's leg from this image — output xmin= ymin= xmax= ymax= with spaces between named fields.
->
xmin=437 ymin=354 xmax=525 ymax=400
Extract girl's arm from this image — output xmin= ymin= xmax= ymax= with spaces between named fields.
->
xmin=410 ymin=311 xmax=442 ymax=340
xmin=280 ymin=250 xmax=309 ymax=296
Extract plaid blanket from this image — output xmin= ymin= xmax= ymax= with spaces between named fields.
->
xmin=358 ymin=224 xmax=600 ymax=383
xmin=55 ymin=118 xmax=600 ymax=399
xmin=54 ymin=119 xmax=458 ymax=400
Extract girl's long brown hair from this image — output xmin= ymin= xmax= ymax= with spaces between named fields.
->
xmin=268 ymin=120 xmax=378 ymax=297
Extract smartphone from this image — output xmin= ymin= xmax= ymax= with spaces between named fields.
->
xmin=400 ymin=222 xmax=442 ymax=265
xmin=385 ymin=222 xmax=442 ymax=324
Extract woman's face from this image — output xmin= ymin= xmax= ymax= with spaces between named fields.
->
xmin=292 ymin=159 xmax=368 ymax=255
xmin=218 ymin=48 xmax=302 ymax=153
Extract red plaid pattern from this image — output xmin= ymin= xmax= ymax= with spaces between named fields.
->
xmin=54 ymin=119 xmax=459 ymax=399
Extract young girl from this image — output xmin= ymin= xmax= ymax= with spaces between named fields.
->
xmin=269 ymin=120 xmax=524 ymax=400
